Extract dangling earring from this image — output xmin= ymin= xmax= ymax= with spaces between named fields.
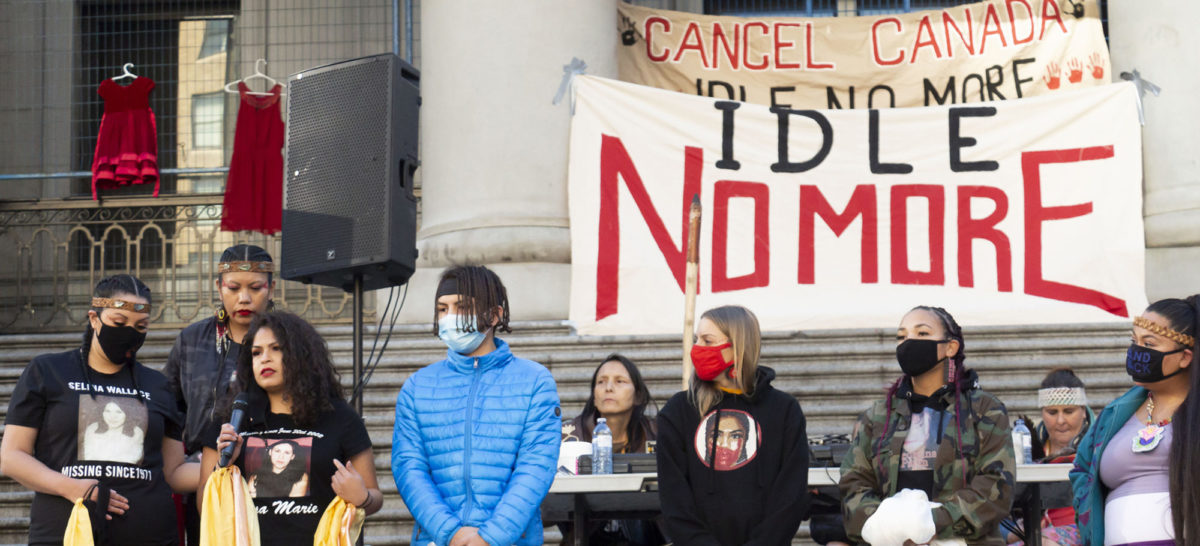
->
xmin=216 ymin=306 xmax=227 ymax=322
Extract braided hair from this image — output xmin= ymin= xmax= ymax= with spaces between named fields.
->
xmin=1144 ymin=296 xmax=1200 ymax=542
xmin=80 ymin=275 xmax=152 ymax=401
xmin=876 ymin=305 xmax=971 ymax=484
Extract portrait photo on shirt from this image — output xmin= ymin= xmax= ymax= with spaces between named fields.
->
xmin=245 ymin=437 xmax=312 ymax=498
xmin=693 ymin=409 xmax=761 ymax=471
xmin=77 ymin=394 xmax=147 ymax=465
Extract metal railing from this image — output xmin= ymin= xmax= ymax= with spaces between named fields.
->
xmin=0 ymin=193 xmax=367 ymax=333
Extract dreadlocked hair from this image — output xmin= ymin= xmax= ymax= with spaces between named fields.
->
xmin=431 ymin=265 xmax=512 ymax=336
xmin=226 ymin=311 xmax=343 ymax=428
xmin=877 ymin=305 xmax=971 ymax=485
xmin=1145 ymin=296 xmax=1200 ymax=544
xmin=81 ymin=274 xmax=152 ymax=401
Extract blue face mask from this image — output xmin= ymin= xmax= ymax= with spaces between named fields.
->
xmin=438 ymin=314 xmax=488 ymax=355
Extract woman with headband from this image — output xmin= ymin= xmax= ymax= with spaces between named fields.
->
xmin=163 ymin=244 xmax=274 ymax=540
xmin=1006 ymin=369 xmax=1093 ymax=546
xmin=0 ymin=275 xmax=196 ymax=545
xmin=839 ymin=305 xmax=1015 ymax=545
xmin=1071 ymin=297 xmax=1200 ymax=545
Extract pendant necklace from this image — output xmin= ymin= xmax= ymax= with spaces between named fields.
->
xmin=1132 ymin=392 xmax=1171 ymax=453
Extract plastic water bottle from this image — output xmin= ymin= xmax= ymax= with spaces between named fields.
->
xmin=592 ymin=418 xmax=613 ymax=474
xmin=1012 ymin=418 xmax=1033 ymax=464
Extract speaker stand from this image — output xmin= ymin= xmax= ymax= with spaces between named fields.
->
xmin=351 ymin=274 xmax=365 ymax=416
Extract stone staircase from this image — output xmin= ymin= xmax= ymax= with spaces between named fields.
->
xmin=0 ymin=320 xmax=1133 ymax=545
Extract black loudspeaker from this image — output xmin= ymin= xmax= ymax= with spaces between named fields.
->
xmin=281 ymin=53 xmax=419 ymax=291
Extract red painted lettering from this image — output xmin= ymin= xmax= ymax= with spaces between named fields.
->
xmin=799 ymin=185 xmax=878 ymax=284
xmin=957 ymin=186 xmax=1012 ymax=291
xmin=597 ymin=136 xmax=702 ymax=321
xmin=979 ymin=4 xmax=1009 ymax=54
xmin=890 ymin=185 xmax=945 ymax=286
xmin=712 ymin=181 xmax=770 ymax=292
xmin=645 ymin=17 xmax=671 ymax=62
xmin=1022 ymin=146 xmax=1126 ymax=317
xmin=871 ymin=18 xmax=905 ymax=66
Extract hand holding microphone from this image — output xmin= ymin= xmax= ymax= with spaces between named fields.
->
xmin=217 ymin=393 xmax=250 ymax=468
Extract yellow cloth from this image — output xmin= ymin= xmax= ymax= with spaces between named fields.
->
xmin=717 ymin=386 xmax=744 ymax=394
xmin=200 ymin=465 xmax=261 ymax=546
xmin=313 ymin=496 xmax=366 ymax=546
xmin=63 ymin=495 xmax=94 ymax=546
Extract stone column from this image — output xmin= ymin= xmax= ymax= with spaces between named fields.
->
xmin=393 ymin=0 xmax=618 ymax=323
xmin=1108 ymin=2 xmax=1200 ymax=301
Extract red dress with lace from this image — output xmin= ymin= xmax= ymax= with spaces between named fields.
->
xmin=91 ymin=77 xmax=159 ymax=200
xmin=221 ymin=82 xmax=285 ymax=234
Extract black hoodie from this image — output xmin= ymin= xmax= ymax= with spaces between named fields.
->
xmin=655 ymin=366 xmax=809 ymax=545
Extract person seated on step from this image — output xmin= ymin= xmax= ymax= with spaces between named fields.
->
xmin=558 ymin=353 xmax=665 ymax=546
xmin=840 ymin=305 xmax=1015 ymax=546
xmin=1004 ymin=368 xmax=1093 ymax=546
xmin=1071 ymin=297 xmax=1200 ymax=546
xmin=656 ymin=305 xmax=809 ymax=546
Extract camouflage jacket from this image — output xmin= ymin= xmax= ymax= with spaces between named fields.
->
xmin=838 ymin=371 xmax=1016 ymax=545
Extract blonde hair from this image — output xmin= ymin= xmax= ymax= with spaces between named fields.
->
xmin=688 ymin=305 xmax=762 ymax=417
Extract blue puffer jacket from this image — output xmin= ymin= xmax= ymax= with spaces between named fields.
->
xmin=392 ymin=338 xmax=562 ymax=546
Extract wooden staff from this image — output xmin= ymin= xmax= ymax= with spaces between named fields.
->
xmin=682 ymin=194 xmax=702 ymax=390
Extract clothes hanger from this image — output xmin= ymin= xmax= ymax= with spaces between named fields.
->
xmin=224 ymin=58 xmax=283 ymax=97
xmin=111 ymin=63 xmax=137 ymax=82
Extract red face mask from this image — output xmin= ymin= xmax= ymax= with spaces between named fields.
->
xmin=715 ymin=445 xmax=741 ymax=470
xmin=691 ymin=342 xmax=733 ymax=381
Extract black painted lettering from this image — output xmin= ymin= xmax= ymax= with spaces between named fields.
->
xmin=869 ymin=110 xmax=914 ymax=174
xmin=949 ymin=107 xmax=1000 ymax=172
xmin=770 ymin=107 xmax=833 ymax=173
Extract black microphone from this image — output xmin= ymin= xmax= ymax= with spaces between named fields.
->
xmin=218 ymin=393 xmax=250 ymax=468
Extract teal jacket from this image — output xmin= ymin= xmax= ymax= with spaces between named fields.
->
xmin=1069 ymin=386 xmax=1148 ymax=546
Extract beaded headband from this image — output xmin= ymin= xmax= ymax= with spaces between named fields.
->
xmin=218 ymin=261 xmax=274 ymax=274
xmin=1133 ymin=316 xmax=1195 ymax=347
xmin=91 ymin=297 xmax=151 ymax=314
xmin=1038 ymin=387 xmax=1087 ymax=408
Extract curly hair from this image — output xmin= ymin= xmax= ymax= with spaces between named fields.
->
xmin=225 ymin=311 xmax=343 ymax=428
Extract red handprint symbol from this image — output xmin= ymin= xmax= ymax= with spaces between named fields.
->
xmin=1066 ymin=58 xmax=1084 ymax=83
xmin=1088 ymin=52 xmax=1105 ymax=80
xmin=1043 ymin=62 xmax=1062 ymax=90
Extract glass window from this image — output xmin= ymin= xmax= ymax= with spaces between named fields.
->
xmin=199 ymin=19 xmax=229 ymax=58
xmin=192 ymin=92 xmax=224 ymax=149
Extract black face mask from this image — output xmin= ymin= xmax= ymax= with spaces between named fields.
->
xmin=1126 ymin=344 xmax=1188 ymax=383
xmin=896 ymin=338 xmax=949 ymax=377
xmin=95 ymin=322 xmax=147 ymax=365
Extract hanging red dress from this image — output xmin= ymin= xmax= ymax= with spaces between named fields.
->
xmin=221 ymin=82 xmax=285 ymax=234
xmin=91 ymin=76 xmax=160 ymax=200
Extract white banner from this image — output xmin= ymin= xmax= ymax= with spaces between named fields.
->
xmin=567 ymin=76 xmax=1145 ymax=335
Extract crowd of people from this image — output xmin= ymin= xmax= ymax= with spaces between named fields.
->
xmin=0 ymin=245 xmax=1195 ymax=546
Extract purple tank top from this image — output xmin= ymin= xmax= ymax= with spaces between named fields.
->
xmin=1098 ymin=412 xmax=1172 ymax=501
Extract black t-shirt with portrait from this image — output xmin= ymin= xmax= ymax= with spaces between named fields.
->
xmin=204 ymin=396 xmax=372 ymax=545
xmin=4 ymin=349 xmax=184 ymax=545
